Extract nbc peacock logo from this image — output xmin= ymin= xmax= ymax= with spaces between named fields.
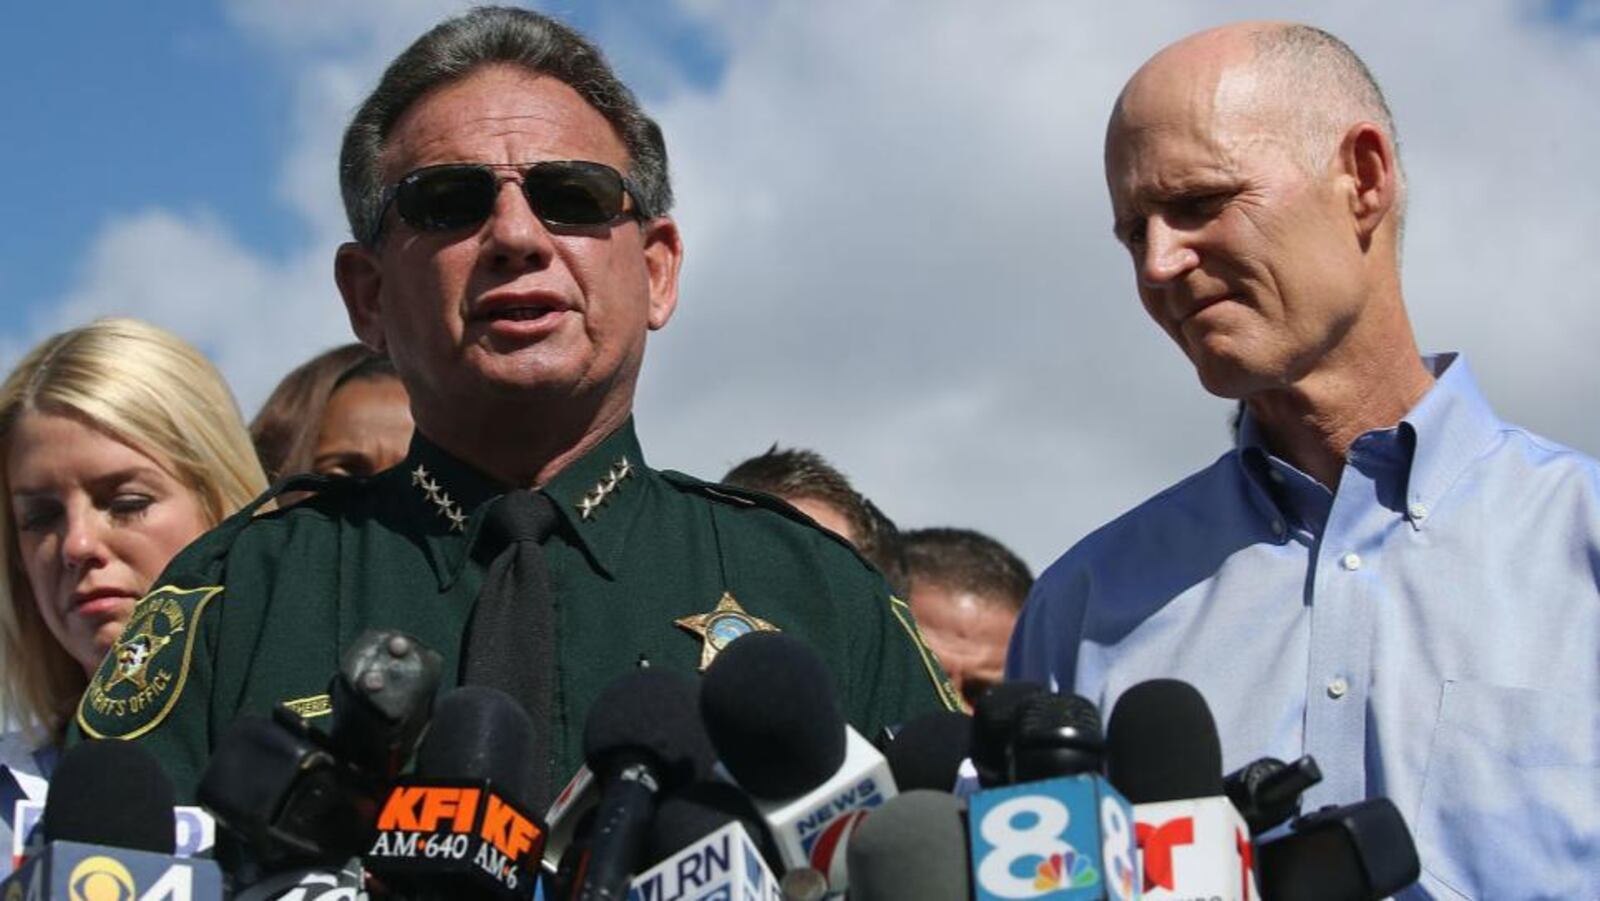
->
xmin=1031 ymin=848 xmax=1099 ymax=892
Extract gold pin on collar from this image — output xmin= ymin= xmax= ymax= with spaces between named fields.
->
xmin=412 ymin=464 xmax=466 ymax=533
xmin=577 ymin=456 xmax=633 ymax=521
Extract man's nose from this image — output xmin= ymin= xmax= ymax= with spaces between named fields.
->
xmin=1138 ymin=216 xmax=1200 ymax=287
xmin=483 ymin=180 xmax=557 ymax=270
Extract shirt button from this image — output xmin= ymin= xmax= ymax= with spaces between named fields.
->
xmin=1341 ymin=553 xmax=1362 ymax=571
xmin=1408 ymin=502 xmax=1429 ymax=521
xmin=1327 ymin=677 xmax=1349 ymax=699
xmin=1271 ymin=519 xmax=1286 ymax=537
xmin=1268 ymin=470 xmax=1285 ymax=484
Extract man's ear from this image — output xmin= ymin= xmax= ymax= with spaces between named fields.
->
xmin=1338 ymin=122 xmax=1400 ymax=245
xmin=334 ymin=242 xmax=387 ymax=352
xmin=640 ymin=217 xmax=683 ymax=331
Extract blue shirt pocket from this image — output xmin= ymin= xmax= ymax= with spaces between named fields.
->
xmin=1414 ymin=680 xmax=1598 ymax=900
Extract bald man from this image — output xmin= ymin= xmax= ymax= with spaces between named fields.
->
xmin=1008 ymin=23 xmax=1598 ymax=897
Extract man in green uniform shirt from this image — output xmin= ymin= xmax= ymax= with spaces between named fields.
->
xmin=77 ymin=6 xmax=957 ymax=803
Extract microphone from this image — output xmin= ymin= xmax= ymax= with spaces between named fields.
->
xmin=700 ymin=632 xmax=898 ymax=893
xmin=1008 ymin=691 xmax=1105 ymax=783
xmin=1225 ymin=754 xmax=1323 ymax=836
xmin=642 ymin=780 xmax=780 ymax=872
xmin=1257 ymin=798 xmax=1421 ymax=901
xmin=967 ymin=692 xmax=1139 ymax=901
xmin=574 ymin=668 xmax=713 ymax=901
xmin=200 ymin=628 xmax=440 ymax=887
xmin=2 ymin=740 xmax=223 ymax=898
xmin=847 ymin=789 xmax=971 ymax=901
xmin=628 ymin=820 xmax=780 ymax=901
xmin=365 ymin=685 xmax=546 ymax=899
xmin=326 ymin=628 xmax=442 ymax=780
xmin=969 ymin=681 xmax=1047 ymax=788
xmin=881 ymin=709 xmax=971 ymax=793
xmin=1105 ymin=679 xmax=1258 ymax=901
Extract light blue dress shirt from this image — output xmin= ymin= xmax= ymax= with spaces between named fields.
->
xmin=1008 ymin=354 xmax=1598 ymax=899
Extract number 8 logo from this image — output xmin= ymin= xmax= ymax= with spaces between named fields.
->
xmin=976 ymin=796 xmax=1073 ymax=899
xmin=1100 ymin=797 xmax=1136 ymax=901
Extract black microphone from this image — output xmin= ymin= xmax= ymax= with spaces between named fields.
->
xmin=966 ymin=691 xmax=1138 ymax=901
xmin=200 ymin=629 xmax=440 ymax=886
xmin=1008 ymin=691 xmax=1104 ymax=783
xmin=199 ymin=711 xmax=379 ymax=884
xmin=1225 ymin=754 xmax=1323 ymax=836
xmin=881 ymin=709 xmax=971 ymax=793
xmin=642 ymin=780 xmax=780 ymax=872
xmin=627 ymin=780 xmax=785 ymax=899
xmin=969 ymin=681 xmax=1047 ymax=787
xmin=365 ymin=685 xmax=545 ymax=899
xmin=1257 ymin=798 xmax=1421 ymax=901
xmin=1104 ymin=679 xmax=1257 ymax=900
xmin=42 ymin=739 xmax=175 ymax=852
xmin=327 ymin=627 xmax=442 ymax=780
xmin=847 ymin=789 xmax=971 ymax=901
xmin=699 ymin=632 xmax=898 ymax=893
xmin=3 ymin=740 xmax=223 ymax=897
xmin=576 ymin=668 xmax=713 ymax=901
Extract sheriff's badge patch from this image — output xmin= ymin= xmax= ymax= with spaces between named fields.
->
xmin=77 ymin=585 xmax=221 ymax=740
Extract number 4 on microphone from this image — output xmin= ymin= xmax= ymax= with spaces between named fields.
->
xmin=969 ymin=775 xmax=1138 ymax=901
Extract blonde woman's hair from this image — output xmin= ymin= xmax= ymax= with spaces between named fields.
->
xmin=0 ymin=318 xmax=268 ymax=742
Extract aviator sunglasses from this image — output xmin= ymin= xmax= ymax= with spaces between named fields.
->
xmin=367 ymin=160 xmax=648 ymax=245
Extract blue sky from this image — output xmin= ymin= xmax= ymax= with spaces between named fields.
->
xmin=4 ymin=2 xmax=1597 ymax=568
xmin=1 ymin=3 xmax=285 ymax=320
xmin=0 ymin=0 xmax=727 ymax=331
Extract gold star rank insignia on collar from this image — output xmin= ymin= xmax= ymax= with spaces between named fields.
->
xmin=577 ymin=456 xmax=633 ymax=521
xmin=412 ymin=464 xmax=466 ymax=533
xmin=675 ymin=591 xmax=779 ymax=671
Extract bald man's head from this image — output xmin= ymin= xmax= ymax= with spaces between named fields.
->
xmin=1114 ymin=22 xmax=1403 ymax=212
xmin=1104 ymin=22 xmax=1409 ymax=400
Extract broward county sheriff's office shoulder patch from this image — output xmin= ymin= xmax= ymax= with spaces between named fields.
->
xmin=77 ymin=585 xmax=222 ymax=740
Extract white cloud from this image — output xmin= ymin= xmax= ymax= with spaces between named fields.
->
xmin=24 ymin=0 xmax=1600 ymax=571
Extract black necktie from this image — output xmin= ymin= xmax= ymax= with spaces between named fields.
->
xmin=464 ymin=489 xmax=560 ymax=810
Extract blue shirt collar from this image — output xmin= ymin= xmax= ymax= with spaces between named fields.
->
xmin=1235 ymin=353 xmax=1504 ymax=533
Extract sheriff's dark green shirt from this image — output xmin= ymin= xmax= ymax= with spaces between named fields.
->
xmin=77 ymin=419 xmax=957 ymax=801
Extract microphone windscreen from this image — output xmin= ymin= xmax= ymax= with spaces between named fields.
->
xmin=699 ymin=632 xmax=845 ymax=799
xmin=581 ymin=668 xmax=714 ymax=788
xmin=643 ymin=781 xmax=779 ymax=871
xmin=43 ymin=739 xmax=176 ymax=853
xmin=884 ymin=710 xmax=971 ymax=792
xmin=1106 ymin=678 xmax=1224 ymax=802
xmin=845 ymin=790 xmax=970 ymax=901
xmin=415 ymin=685 xmax=536 ymax=805
xmin=1010 ymin=692 xmax=1104 ymax=781
xmin=969 ymin=681 xmax=1046 ymax=785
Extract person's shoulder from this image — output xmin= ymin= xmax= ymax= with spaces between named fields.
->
xmin=655 ymin=469 xmax=881 ymax=571
xmin=147 ymin=471 xmax=402 ymax=599
xmin=1490 ymin=423 xmax=1600 ymax=480
xmin=1034 ymin=451 xmax=1245 ymax=592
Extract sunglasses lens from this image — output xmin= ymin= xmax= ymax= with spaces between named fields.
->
xmin=524 ymin=162 xmax=626 ymax=226
xmin=395 ymin=166 xmax=498 ymax=232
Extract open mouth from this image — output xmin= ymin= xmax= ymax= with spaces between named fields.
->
xmin=482 ymin=305 xmax=558 ymax=322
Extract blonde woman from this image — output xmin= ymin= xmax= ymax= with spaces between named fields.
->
xmin=0 ymin=318 xmax=266 ymax=794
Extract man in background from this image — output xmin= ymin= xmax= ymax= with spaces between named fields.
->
xmin=724 ymin=444 xmax=909 ymax=595
xmin=904 ymin=528 xmax=1030 ymax=709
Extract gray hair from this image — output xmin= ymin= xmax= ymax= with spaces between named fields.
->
xmin=1252 ymin=24 xmax=1406 ymax=229
xmin=339 ymin=5 xmax=672 ymax=247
